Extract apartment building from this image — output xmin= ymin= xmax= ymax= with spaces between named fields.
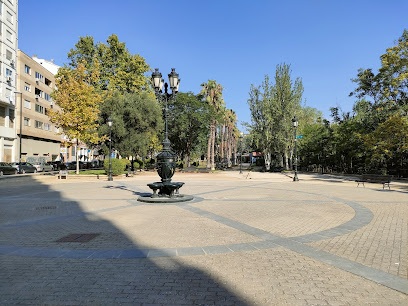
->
xmin=0 ymin=0 xmax=18 ymax=162
xmin=16 ymin=50 xmax=62 ymax=162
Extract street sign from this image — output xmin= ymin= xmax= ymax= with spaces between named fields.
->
xmin=296 ymin=135 xmax=303 ymax=139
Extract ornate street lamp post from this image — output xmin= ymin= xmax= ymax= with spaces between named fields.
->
xmin=292 ymin=116 xmax=299 ymax=181
xmin=239 ymin=132 xmax=244 ymax=174
xmin=107 ymin=117 xmax=113 ymax=181
xmin=138 ymin=68 xmax=192 ymax=203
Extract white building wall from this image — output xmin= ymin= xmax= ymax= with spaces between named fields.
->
xmin=0 ymin=0 xmax=18 ymax=162
xmin=32 ymin=56 xmax=60 ymax=75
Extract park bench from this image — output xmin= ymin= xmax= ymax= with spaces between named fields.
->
xmin=356 ymin=174 xmax=391 ymax=190
xmin=58 ymin=170 xmax=68 ymax=179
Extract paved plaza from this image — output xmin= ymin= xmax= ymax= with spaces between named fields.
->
xmin=0 ymin=170 xmax=407 ymax=305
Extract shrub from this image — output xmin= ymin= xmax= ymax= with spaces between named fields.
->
xmin=134 ymin=158 xmax=144 ymax=169
xmin=255 ymin=158 xmax=265 ymax=167
xmin=177 ymin=161 xmax=184 ymax=169
xmin=132 ymin=161 xmax=140 ymax=169
xmin=104 ymin=158 xmax=124 ymax=176
xmin=119 ymin=159 xmax=130 ymax=171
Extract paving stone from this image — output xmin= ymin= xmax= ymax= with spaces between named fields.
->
xmin=0 ymin=172 xmax=407 ymax=304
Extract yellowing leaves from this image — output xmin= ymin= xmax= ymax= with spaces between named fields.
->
xmin=49 ymin=62 xmax=105 ymax=144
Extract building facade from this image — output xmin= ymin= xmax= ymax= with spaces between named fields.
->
xmin=0 ymin=0 xmax=18 ymax=162
xmin=16 ymin=50 xmax=62 ymax=163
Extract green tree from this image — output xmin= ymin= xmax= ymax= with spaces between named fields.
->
xmin=248 ymin=63 xmax=303 ymax=170
xmin=67 ymin=34 xmax=152 ymax=94
xmin=99 ymin=91 xmax=163 ymax=161
xmin=364 ymin=113 xmax=408 ymax=173
xmin=350 ymin=30 xmax=408 ymax=116
xmin=199 ymin=80 xmax=225 ymax=170
xmin=222 ymin=109 xmax=238 ymax=167
xmin=49 ymin=62 xmax=104 ymax=174
xmin=349 ymin=30 xmax=408 ymax=174
xmin=167 ymin=92 xmax=210 ymax=167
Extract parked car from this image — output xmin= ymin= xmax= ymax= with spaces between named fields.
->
xmin=33 ymin=162 xmax=54 ymax=172
xmin=10 ymin=162 xmax=37 ymax=174
xmin=49 ymin=161 xmax=66 ymax=170
xmin=0 ymin=162 xmax=18 ymax=176
xmin=65 ymin=161 xmax=89 ymax=170
xmin=65 ymin=162 xmax=77 ymax=170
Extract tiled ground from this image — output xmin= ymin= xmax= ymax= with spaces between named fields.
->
xmin=0 ymin=171 xmax=407 ymax=305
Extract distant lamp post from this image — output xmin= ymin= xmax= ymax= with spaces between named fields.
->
xmin=107 ymin=117 xmax=113 ymax=181
xmin=292 ymin=116 xmax=299 ymax=181
xmin=14 ymin=91 xmax=23 ymax=174
xmin=239 ymin=132 xmax=244 ymax=174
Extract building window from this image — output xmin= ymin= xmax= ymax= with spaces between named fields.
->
xmin=6 ymin=88 xmax=12 ymax=101
xmin=45 ymin=78 xmax=52 ymax=86
xmin=24 ymin=83 xmax=31 ymax=92
xmin=44 ymin=93 xmax=52 ymax=101
xmin=25 ymin=65 xmax=31 ymax=74
xmin=35 ymin=88 xmax=43 ymax=98
xmin=44 ymin=123 xmax=51 ymax=131
xmin=54 ymin=126 xmax=59 ymax=133
xmin=9 ymin=109 xmax=14 ymax=128
xmin=5 ymin=68 xmax=12 ymax=77
xmin=24 ymin=100 xmax=31 ymax=109
xmin=35 ymin=120 xmax=43 ymax=129
xmin=35 ymin=104 xmax=44 ymax=114
xmin=6 ymin=30 xmax=12 ymax=41
xmin=0 ymin=106 xmax=5 ymax=127
xmin=24 ymin=117 xmax=30 ymax=126
xmin=35 ymin=72 xmax=44 ymax=83
xmin=6 ymin=50 xmax=12 ymax=60
xmin=6 ymin=11 xmax=12 ymax=24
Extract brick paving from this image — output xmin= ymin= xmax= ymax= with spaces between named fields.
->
xmin=0 ymin=171 xmax=407 ymax=305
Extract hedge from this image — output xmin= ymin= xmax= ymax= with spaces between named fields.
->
xmin=104 ymin=158 xmax=124 ymax=176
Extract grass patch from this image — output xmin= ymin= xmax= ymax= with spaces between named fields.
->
xmin=73 ymin=169 xmax=106 ymax=175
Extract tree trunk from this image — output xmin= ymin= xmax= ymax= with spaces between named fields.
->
xmin=220 ymin=125 xmax=224 ymax=159
xmin=264 ymin=150 xmax=271 ymax=171
xmin=211 ymin=122 xmax=216 ymax=170
xmin=207 ymin=125 xmax=212 ymax=169
xmin=278 ymin=154 xmax=284 ymax=168
xmin=76 ymin=139 xmax=79 ymax=175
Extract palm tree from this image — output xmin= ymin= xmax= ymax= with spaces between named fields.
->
xmin=225 ymin=109 xmax=238 ymax=167
xmin=199 ymin=80 xmax=225 ymax=170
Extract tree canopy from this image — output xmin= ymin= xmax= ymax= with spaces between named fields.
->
xmin=49 ymin=62 xmax=104 ymax=173
xmin=167 ymin=92 xmax=210 ymax=166
xmin=67 ymin=34 xmax=152 ymax=94
xmin=99 ymin=91 xmax=163 ymax=159
xmin=199 ymin=80 xmax=226 ymax=170
xmin=248 ymin=63 xmax=303 ymax=170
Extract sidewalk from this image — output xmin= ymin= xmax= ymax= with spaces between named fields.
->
xmin=1 ymin=171 xmax=407 ymax=305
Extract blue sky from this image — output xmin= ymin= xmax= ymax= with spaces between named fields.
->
xmin=19 ymin=0 xmax=407 ymax=131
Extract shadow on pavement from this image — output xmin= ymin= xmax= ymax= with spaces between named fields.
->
xmin=0 ymin=176 xmax=249 ymax=305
